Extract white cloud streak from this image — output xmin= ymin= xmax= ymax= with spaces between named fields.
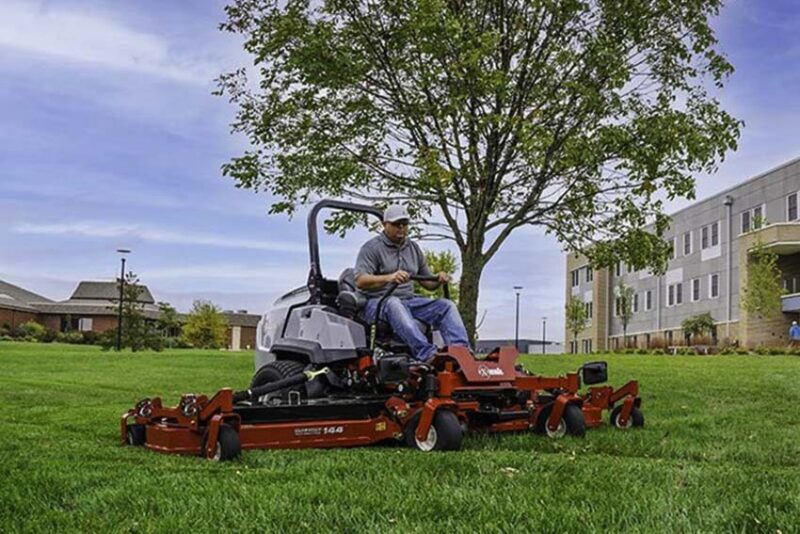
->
xmin=0 ymin=1 xmax=219 ymax=84
xmin=12 ymin=221 xmax=311 ymax=253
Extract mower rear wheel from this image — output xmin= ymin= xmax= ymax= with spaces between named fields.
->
xmin=610 ymin=405 xmax=644 ymax=429
xmin=203 ymin=424 xmax=241 ymax=462
xmin=536 ymin=403 xmax=586 ymax=438
xmin=126 ymin=424 xmax=146 ymax=446
xmin=251 ymin=360 xmax=307 ymax=403
xmin=405 ymin=410 xmax=463 ymax=452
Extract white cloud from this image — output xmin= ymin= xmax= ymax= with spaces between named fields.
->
xmin=12 ymin=221 xmax=310 ymax=253
xmin=0 ymin=1 xmax=218 ymax=84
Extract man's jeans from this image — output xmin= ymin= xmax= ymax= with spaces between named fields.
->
xmin=363 ymin=296 xmax=470 ymax=362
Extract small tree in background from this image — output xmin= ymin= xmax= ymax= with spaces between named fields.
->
xmin=616 ymin=280 xmax=635 ymax=347
xmin=156 ymin=302 xmax=182 ymax=347
xmin=742 ymin=239 xmax=784 ymax=320
xmin=565 ymin=297 xmax=588 ymax=353
xmin=414 ymin=250 xmax=460 ymax=304
xmin=181 ymin=301 xmax=228 ymax=349
xmin=682 ymin=313 xmax=716 ymax=345
xmin=102 ymin=272 xmax=163 ymax=352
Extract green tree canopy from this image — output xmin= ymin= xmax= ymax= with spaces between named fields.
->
xmin=181 ymin=301 xmax=229 ymax=349
xmin=742 ymin=239 xmax=784 ymax=319
xmin=218 ymin=0 xmax=740 ymax=338
xmin=413 ymin=249 xmax=460 ymax=304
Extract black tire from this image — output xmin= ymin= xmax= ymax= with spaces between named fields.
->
xmin=404 ymin=410 xmax=463 ymax=451
xmin=250 ymin=360 xmax=307 ymax=402
xmin=536 ymin=403 xmax=586 ymax=438
xmin=610 ymin=405 xmax=645 ymax=429
xmin=126 ymin=424 xmax=146 ymax=446
xmin=202 ymin=424 xmax=241 ymax=461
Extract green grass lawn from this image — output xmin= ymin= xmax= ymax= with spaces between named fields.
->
xmin=1 ymin=341 xmax=800 ymax=533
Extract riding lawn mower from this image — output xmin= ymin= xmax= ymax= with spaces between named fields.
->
xmin=121 ymin=200 xmax=643 ymax=461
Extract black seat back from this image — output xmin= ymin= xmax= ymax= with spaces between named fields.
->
xmin=337 ymin=268 xmax=366 ymax=318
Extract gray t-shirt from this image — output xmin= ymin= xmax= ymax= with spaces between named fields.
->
xmin=354 ymin=233 xmax=432 ymax=299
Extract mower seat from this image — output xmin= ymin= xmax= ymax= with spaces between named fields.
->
xmin=336 ymin=268 xmax=432 ymax=344
xmin=336 ymin=268 xmax=367 ymax=318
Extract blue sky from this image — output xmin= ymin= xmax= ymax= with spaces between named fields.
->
xmin=1 ymin=0 xmax=799 ymax=341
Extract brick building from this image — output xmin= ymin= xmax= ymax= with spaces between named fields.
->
xmin=0 ymin=279 xmax=259 ymax=351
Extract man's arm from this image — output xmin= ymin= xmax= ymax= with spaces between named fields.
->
xmin=356 ymin=271 xmax=411 ymax=289
xmin=353 ymin=240 xmax=410 ymax=290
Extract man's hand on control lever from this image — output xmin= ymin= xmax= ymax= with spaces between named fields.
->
xmin=386 ymin=270 xmax=410 ymax=285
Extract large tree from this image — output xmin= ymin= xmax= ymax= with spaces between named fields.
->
xmin=218 ymin=0 xmax=740 ymax=339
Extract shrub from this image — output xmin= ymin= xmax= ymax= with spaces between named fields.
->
xmin=81 ymin=331 xmax=99 ymax=345
xmin=41 ymin=330 xmax=58 ymax=343
xmin=56 ymin=331 xmax=84 ymax=344
xmin=735 ymin=347 xmax=750 ymax=355
xmin=17 ymin=321 xmax=46 ymax=341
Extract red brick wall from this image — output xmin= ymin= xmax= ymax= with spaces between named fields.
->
xmin=39 ymin=314 xmax=119 ymax=333
xmin=0 ymin=309 xmax=39 ymax=330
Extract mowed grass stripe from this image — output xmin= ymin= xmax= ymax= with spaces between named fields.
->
xmin=1 ymin=342 xmax=799 ymax=532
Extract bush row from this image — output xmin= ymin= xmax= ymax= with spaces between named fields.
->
xmin=605 ymin=346 xmax=800 ymax=356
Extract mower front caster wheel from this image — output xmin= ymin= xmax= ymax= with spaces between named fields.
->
xmin=405 ymin=410 xmax=463 ymax=452
xmin=202 ymin=424 xmax=241 ymax=462
xmin=610 ymin=405 xmax=644 ymax=429
xmin=126 ymin=424 xmax=146 ymax=446
xmin=536 ymin=404 xmax=586 ymax=438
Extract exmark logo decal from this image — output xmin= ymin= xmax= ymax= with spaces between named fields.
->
xmin=477 ymin=365 xmax=504 ymax=378
xmin=294 ymin=426 xmax=344 ymax=437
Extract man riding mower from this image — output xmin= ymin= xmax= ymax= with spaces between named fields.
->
xmin=121 ymin=199 xmax=643 ymax=461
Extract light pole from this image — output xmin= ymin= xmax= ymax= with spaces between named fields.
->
xmin=116 ymin=249 xmax=131 ymax=351
xmin=541 ymin=316 xmax=547 ymax=354
xmin=513 ymin=286 xmax=523 ymax=352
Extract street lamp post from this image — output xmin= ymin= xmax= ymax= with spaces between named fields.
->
xmin=513 ymin=286 xmax=523 ymax=352
xmin=542 ymin=316 xmax=547 ymax=354
xmin=116 ymin=249 xmax=131 ymax=351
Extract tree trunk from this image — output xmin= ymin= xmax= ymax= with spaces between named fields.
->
xmin=574 ymin=332 xmax=578 ymax=354
xmin=458 ymin=245 xmax=486 ymax=347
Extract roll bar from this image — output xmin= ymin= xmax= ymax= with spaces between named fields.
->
xmin=306 ymin=199 xmax=383 ymax=304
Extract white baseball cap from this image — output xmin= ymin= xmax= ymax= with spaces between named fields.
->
xmin=384 ymin=204 xmax=410 ymax=223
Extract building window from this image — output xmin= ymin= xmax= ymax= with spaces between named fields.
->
xmin=585 ymin=267 xmax=593 ymax=283
xmin=669 ymin=238 xmax=676 ymax=260
xmin=700 ymin=222 xmax=720 ymax=249
xmin=571 ymin=269 xmax=579 ymax=287
xmin=668 ymin=283 xmax=683 ymax=307
xmin=753 ymin=205 xmax=763 ymax=229
xmin=633 ymin=293 xmax=639 ymax=313
xmin=614 ymin=297 xmax=620 ymax=316
xmin=585 ymin=301 xmax=593 ymax=319
xmin=788 ymin=192 xmax=798 ymax=221
xmin=683 ymin=231 xmax=692 ymax=256
xmin=645 ymin=290 xmax=653 ymax=311
xmin=741 ymin=210 xmax=750 ymax=233
xmin=691 ymin=278 xmax=700 ymax=302
xmin=615 ymin=262 xmax=621 ymax=277
xmin=709 ymin=273 xmax=720 ymax=299
xmin=741 ymin=206 xmax=766 ymax=234
xmin=78 ymin=318 xmax=93 ymax=332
